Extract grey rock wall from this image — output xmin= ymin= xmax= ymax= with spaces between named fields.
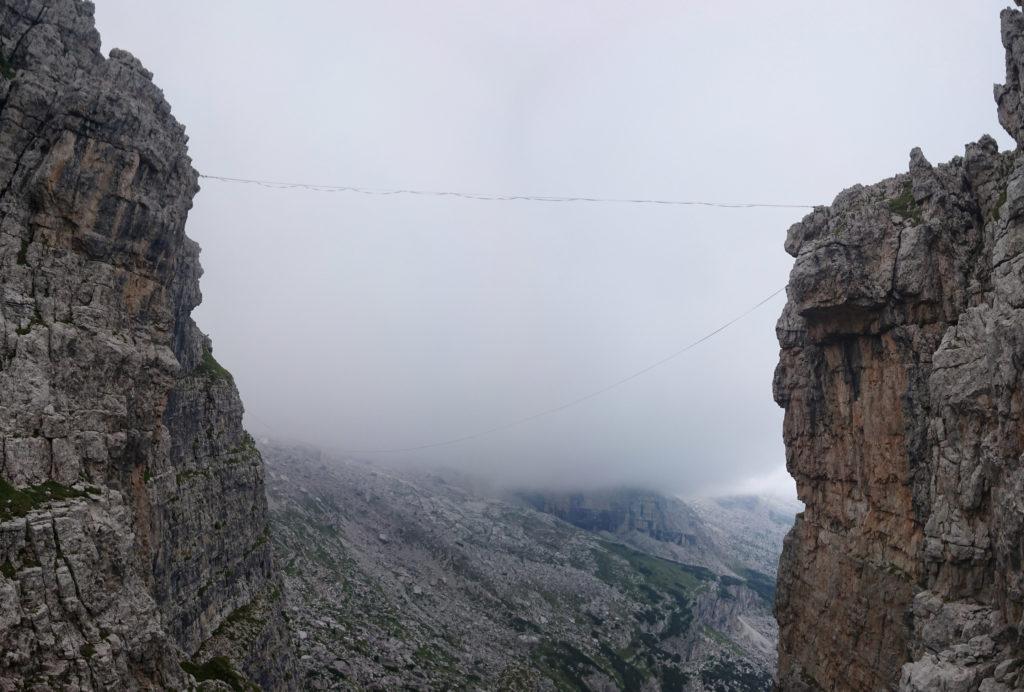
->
xmin=0 ymin=0 xmax=295 ymax=688
xmin=774 ymin=7 xmax=1024 ymax=691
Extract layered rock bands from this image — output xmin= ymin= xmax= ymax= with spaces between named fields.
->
xmin=775 ymin=7 xmax=1024 ymax=692
xmin=0 ymin=1 xmax=295 ymax=689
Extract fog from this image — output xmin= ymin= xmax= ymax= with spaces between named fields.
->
xmin=92 ymin=1 xmax=1009 ymax=497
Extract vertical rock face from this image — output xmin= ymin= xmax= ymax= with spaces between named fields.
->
xmin=0 ymin=0 xmax=294 ymax=689
xmin=774 ymin=8 xmax=1024 ymax=691
xmin=520 ymin=490 xmax=711 ymax=546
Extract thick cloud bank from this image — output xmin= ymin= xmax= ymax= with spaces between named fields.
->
xmin=94 ymin=1 xmax=1008 ymax=497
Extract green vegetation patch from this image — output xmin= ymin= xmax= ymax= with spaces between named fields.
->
xmin=597 ymin=540 xmax=714 ymax=600
xmin=534 ymin=640 xmax=602 ymax=691
xmin=212 ymin=583 xmax=284 ymax=641
xmin=413 ymin=644 xmax=456 ymax=668
xmin=534 ymin=637 xmax=660 ymax=691
xmin=597 ymin=642 xmax=647 ymax=690
xmin=195 ymin=348 xmax=234 ymax=381
xmin=700 ymin=656 xmax=772 ymax=692
xmin=411 ymin=643 xmax=468 ymax=685
xmin=14 ymin=306 xmax=42 ymax=336
xmin=703 ymin=625 xmax=744 ymax=657
xmin=0 ymin=478 xmax=90 ymax=520
xmin=590 ymin=541 xmax=709 ymax=646
xmin=221 ymin=601 xmax=257 ymax=631
xmin=227 ymin=433 xmax=259 ymax=463
xmin=591 ymin=545 xmax=619 ymax=586
xmin=737 ymin=568 xmax=776 ymax=605
xmin=992 ymin=187 xmax=1009 ymax=222
xmin=0 ymin=52 xmax=14 ymax=80
xmin=510 ymin=615 xmax=541 ymax=633
xmin=661 ymin=664 xmax=690 ymax=690
xmin=661 ymin=603 xmax=693 ymax=640
xmin=887 ymin=182 xmax=923 ymax=224
xmin=180 ymin=656 xmax=256 ymax=692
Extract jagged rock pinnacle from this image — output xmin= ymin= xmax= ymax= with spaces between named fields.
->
xmin=774 ymin=5 xmax=1024 ymax=691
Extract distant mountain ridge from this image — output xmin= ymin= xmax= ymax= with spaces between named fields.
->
xmin=518 ymin=489 xmax=800 ymax=580
xmin=518 ymin=489 xmax=711 ymax=546
xmin=263 ymin=441 xmax=796 ymax=690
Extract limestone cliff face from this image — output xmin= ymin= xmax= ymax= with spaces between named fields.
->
xmin=0 ymin=1 xmax=294 ymax=689
xmin=521 ymin=490 xmax=711 ymax=546
xmin=774 ymin=8 xmax=1024 ymax=691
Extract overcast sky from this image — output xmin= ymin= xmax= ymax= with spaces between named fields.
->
xmin=92 ymin=1 xmax=1010 ymax=497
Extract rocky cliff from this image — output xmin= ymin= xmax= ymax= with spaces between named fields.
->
xmin=520 ymin=490 xmax=799 ymax=580
xmin=520 ymin=490 xmax=717 ymax=555
xmin=0 ymin=1 xmax=295 ymax=689
xmin=773 ymin=7 xmax=1024 ymax=691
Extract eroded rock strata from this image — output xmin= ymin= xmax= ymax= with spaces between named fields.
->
xmin=774 ymin=8 xmax=1024 ymax=691
xmin=0 ymin=1 xmax=294 ymax=689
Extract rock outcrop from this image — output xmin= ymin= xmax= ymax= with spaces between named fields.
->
xmin=774 ymin=7 xmax=1024 ymax=691
xmin=0 ymin=1 xmax=295 ymax=689
xmin=520 ymin=490 xmax=714 ymax=549
xmin=521 ymin=490 xmax=800 ymax=580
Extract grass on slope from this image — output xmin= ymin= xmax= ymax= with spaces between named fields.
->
xmin=887 ymin=182 xmax=923 ymax=224
xmin=0 ymin=478 xmax=94 ymax=520
xmin=195 ymin=348 xmax=234 ymax=381
xmin=181 ymin=657 xmax=256 ymax=691
xmin=594 ymin=539 xmax=715 ymax=601
xmin=535 ymin=640 xmax=649 ymax=692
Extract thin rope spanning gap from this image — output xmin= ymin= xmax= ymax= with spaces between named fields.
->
xmin=198 ymin=174 xmax=817 ymax=210
xmin=337 ymin=286 xmax=787 ymax=455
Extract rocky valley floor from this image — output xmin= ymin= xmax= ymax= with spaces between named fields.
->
xmin=261 ymin=441 xmax=799 ymax=691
